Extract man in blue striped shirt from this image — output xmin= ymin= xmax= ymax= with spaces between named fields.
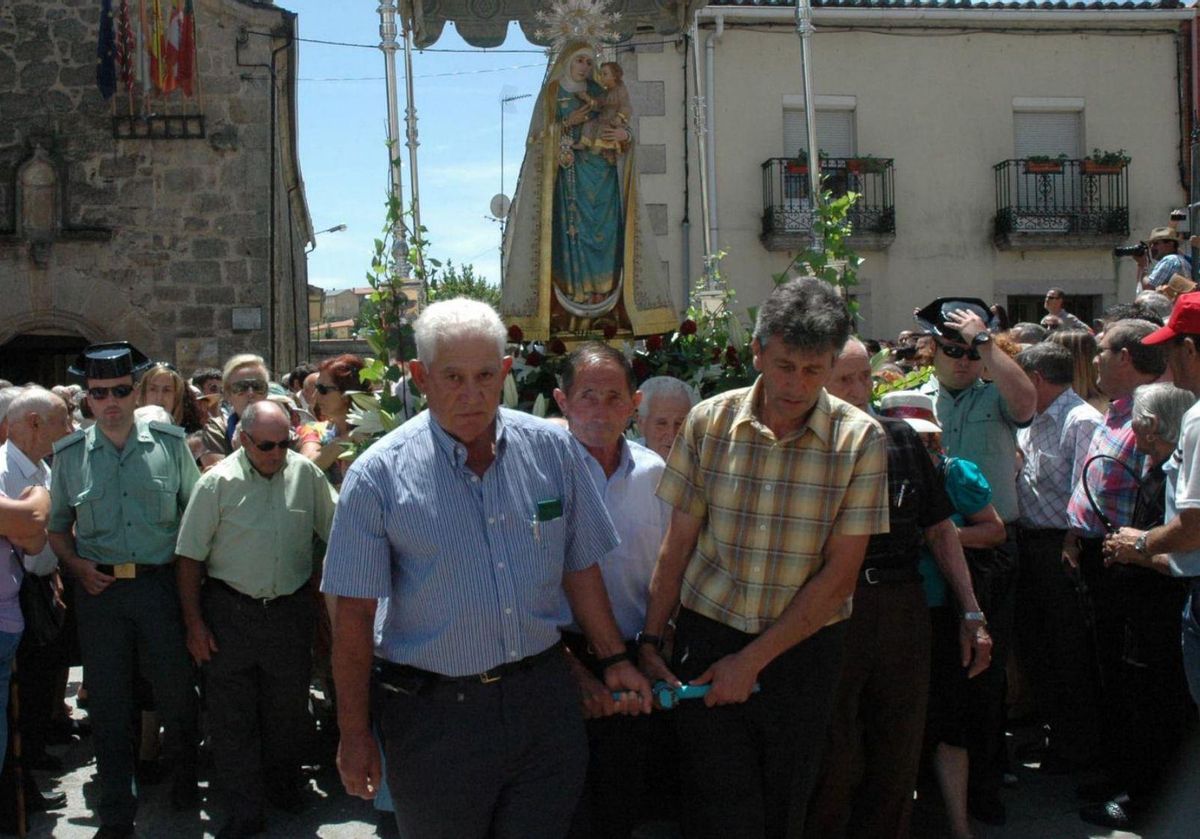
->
xmin=322 ymin=299 xmax=651 ymax=839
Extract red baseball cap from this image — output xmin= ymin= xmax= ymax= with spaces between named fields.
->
xmin=1144 ymin=291 xmax=1200 ymax=344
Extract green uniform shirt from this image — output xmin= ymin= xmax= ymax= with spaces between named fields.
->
xmin=49 ymin=420 xmax=200 ymax=566
xmin=175 ymin=448 xmax=337 ymax=599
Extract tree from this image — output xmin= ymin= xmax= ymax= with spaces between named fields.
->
xmin=426 ymin=260 xmax=501 ymax=307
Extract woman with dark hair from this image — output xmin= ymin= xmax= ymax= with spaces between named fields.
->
xmin=309 ymin=354 xmax=366 ymax=487
xmin=137 ymin=363 xmax=203 ymax=432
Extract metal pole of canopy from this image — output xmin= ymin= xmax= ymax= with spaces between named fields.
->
xmin=690 ymin=12 xmax=714 ymax=288
xmin=401 ymin=10 xmax=425 ymax=286
xmin=795 ymin=0 xmax=822 ymax=253
xmin=378 ymin=0 xmax=411 ymax=279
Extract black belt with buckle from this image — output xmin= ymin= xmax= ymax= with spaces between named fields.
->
xmin=94 ymin=562 xmax=169 ymax=580
xmin=208 ymin=577 xmax=307 ymax=607
xmin=858 ymin=565 xmax=922 ymax=586
xmin=374 ymin=642 xmax=563 ymax=695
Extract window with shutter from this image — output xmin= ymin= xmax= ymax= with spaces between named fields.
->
xmin=1014 ymin=111 xmax=1082 ymax=159
xmin=783 ymin=109 xmax=856 ymax=158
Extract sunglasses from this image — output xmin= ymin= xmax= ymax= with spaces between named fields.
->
xmin=87 ymin=384 xmax=135 ymax=401
xmin=228 ymin=380 xmax=268 ymax=395
xmin=243 ymin=433 xmax=293 ymax=453
xmin=314 ymin=383 xmax=340 ymax=395
xmin=936 ymin=341 xmax=981 ymax=361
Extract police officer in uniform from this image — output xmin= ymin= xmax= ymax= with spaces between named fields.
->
xmin=47 ymin=344 xmax=200 ymax=839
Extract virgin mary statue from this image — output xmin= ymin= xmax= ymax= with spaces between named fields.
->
xmin=500 ymin=40 xmax=679 ymax=340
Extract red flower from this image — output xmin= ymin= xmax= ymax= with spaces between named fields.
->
xmin=679 ymin=319 xmax=698 ymax=336
xmin=631 ymin=358 xmax=649 ymax=380
xmin=645 ymin=334 xmax=663 ymax=352
xmin=525 ymin=350 xmax=544 ymax=367
xmin=507 ymin=324 xmax=524 ymax=343
xmin=725 ymin=346 xmax=742 ymax=367
xmin=548 ymin=338 xmax=567 ymax=355
xmin=602 ymin=323 xmax=618 ymax=340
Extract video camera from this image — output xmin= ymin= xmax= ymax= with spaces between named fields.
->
xmin=1113 ymin=242 xmax=1147 ymax=258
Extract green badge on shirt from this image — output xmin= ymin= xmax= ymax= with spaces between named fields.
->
xmin=536 ymin=498 xmax=563 ymax=521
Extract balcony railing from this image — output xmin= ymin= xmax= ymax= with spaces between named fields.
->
xmin=761 ymin=157 xmax=896 ymax=251
xmin=994 ymin=158 xmax=1129 ymax=249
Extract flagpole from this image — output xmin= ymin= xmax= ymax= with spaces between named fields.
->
xmin=190 ymin=0 xmax=203 ymax=109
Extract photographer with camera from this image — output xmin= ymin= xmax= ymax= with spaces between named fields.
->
xmin=1127 ymin=227 xmax=1190 ymax=293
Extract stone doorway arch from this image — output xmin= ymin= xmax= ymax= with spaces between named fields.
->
xmin=0 ymin=312 xmax=109 ymax=386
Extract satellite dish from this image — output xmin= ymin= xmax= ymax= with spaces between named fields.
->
xmin=490 ymin=193 xmax=511 ymax=220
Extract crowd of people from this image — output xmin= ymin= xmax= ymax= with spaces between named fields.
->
xmin=2 ymin=271 xmax=1200 ymax=839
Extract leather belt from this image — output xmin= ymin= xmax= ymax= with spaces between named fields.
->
xmin=207 ymin=577 xmax=307 ymax=608
xmin=858 ymin=565 xmax=922 ymax=586
xmin=374 ymin=642 xmax=562 ymax=693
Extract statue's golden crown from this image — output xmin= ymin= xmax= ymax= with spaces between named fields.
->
xmin=534 ymin=0 xmax=621 ymax=56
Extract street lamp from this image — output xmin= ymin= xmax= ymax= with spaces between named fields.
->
xmin=795 ymin=0 xmax=822 ymax=253
xmin=305 ymin=223 xmax=347 ymax=254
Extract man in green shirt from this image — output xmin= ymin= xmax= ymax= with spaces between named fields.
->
xmin=47 ymin=344 xmax=201 ymax=839
xmin=175 ymin=400 xmax=337 ymax=839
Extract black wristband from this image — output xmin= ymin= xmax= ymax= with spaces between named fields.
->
xmin=595 ymin=651 xmax=631 ymax=671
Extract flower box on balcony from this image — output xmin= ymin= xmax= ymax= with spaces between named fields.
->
xmin=784 ymin=162 xmax=808 ymax=175
xmin=1023 ymin=160 xmax=1064 ymax=174
xmin=1081 ymin=160 xmax=1125 ymax=175
xmin=847 ymin=157 xmax=887 ymax=175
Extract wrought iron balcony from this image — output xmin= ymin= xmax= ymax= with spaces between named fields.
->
xmin=761 ymin=157 xmax=896 ymax=252
xmin=994 ymin=158 xmax=1129 ymax=250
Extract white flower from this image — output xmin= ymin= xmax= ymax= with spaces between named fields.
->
xmin=347 ymin=405 xmax=386 ymax=439
xmin=532 ymin=393 xmax=548 ymax=418
xmin=503 ymin=373 xmax=519 ymax=408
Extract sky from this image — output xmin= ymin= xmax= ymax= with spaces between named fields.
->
xmin=282 ymin=2 xmax=550 ymax=292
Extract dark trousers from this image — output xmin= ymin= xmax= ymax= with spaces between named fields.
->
xmin=670 ymin=608 xmax=848 ymax=839
xmin=806 ymin=582 xmax=931 ymax=839
xmin=73 ymin=569 xmax=198 ymax=826
xmin=375 ymin=651 xmax=587 ymax=839
xmin=563 ymin=634 xmax=679 ymax=839
xmin=964 ymin=541 xmax=1017 ymax=803
xmin=202 ymin=580 xmax=315 ymax=817
xmin=1014 ymin=526 xmax=1100 ymax=762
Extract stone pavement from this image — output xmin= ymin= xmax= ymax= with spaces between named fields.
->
xmin=11 ymin=671 xmax=1200 ymax=838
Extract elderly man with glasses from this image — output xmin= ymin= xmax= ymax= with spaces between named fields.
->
xmin=47 ymin=343 xmax=201 ymax=839
xmin=198 ymin=354 xmax=271 ymax=470
xmin=917 ymin=298 xmax=1036 ymax=825
xmin=175 ymin=400 xmax=337 ymax=838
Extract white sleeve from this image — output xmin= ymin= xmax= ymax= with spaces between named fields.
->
xmin=1176 ymin=409 xmax=1200 ymax=510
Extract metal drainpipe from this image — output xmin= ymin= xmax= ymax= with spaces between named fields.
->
xmin=681 ymin=33 xmax=691 ymax=304
xmin=704 ymin=15 xmax=723 ymax=286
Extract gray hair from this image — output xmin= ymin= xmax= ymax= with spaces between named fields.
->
xmin=414 ymin=298 xmax=506 ymax=366
xmin=1132 ymin=382 xmax=1196 ymax=447
xmin=239 ymin=400 xmax=288 ymax=434
xmin=752 ymin=277 xmax=851 ymax=353
xmin=222 ymin=353 xmax=269 ymax=386
xmin=637 ymin=376 xmax=699 ymax=421
xmin=0 ymin=386 xmax=24 ymax=423
xmin=1010 ymin=322 xmax=1049 ymax=344
xmin=1134 ymin=291 xmax=1174 ymax=324
xmin=1016 ymin=342 xmax=1074 ymax=386
xmin=6 ymin=387 xmax=65 ymax=425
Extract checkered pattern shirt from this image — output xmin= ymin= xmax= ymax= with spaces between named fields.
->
xmin=1066 ymin=396 xmax=1146 ymax=537
xmin=656 ymin=379 xmax=889 ymax=634
xmin=1017 ymin=388 xmax=1103 ymax=529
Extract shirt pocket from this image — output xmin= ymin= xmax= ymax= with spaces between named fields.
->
xmin=965 ymin=411 xmax=999 ymax=454
xmin=141 ymin=475 xmax=180 ymax=526
xmin=71 ymin=484 xmax=108 ymax=537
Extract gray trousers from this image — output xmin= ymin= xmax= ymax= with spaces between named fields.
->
xmin=74 ymin=569 xmax=198 ymax=826
xmin=202 ymin=580 xmax=315 ymax=817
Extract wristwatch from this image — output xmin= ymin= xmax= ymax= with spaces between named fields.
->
xmin=963 ymin=610 xmax=987 ymax=625
xmin=635 ymin=631 xmax=663 ymax=652
xmin=971 ymin=331 xmax=992 ymax=347
xmin=1135 ymin=532 xmax=1150 ymax=556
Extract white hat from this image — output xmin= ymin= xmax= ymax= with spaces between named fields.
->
xmin=879 ymin=391 xmax=940 ymax=435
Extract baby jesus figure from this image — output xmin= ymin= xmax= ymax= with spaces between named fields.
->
xmin=575 ymin=61 xmax=632 ymax=164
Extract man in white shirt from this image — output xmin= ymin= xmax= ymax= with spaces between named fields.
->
xmin=553 ymin=342 xmax=675 ymax=839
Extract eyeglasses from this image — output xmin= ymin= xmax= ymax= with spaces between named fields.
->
xmin=87 ymin=384 xmax=135 ymax=401
xmin=243 ymin=433 xmax=293 ymax=453
xmin=936 ymin=341 xmax=981 ymax=361
xmin=314 ymin=383 xmax=340 ymax=395
xmin=228 ymin=380 xmax=268 ymax=395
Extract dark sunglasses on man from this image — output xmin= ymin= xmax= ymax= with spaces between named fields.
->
xmin=936 ymin=340 xmax=981 ymax=362
xmin=87 ymin=384 xmax=135 ymax=400
xmin=242 ymin=432 xmax=293 ymax=453
xmin=228 ymin=380 xmax=268 ymax=395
